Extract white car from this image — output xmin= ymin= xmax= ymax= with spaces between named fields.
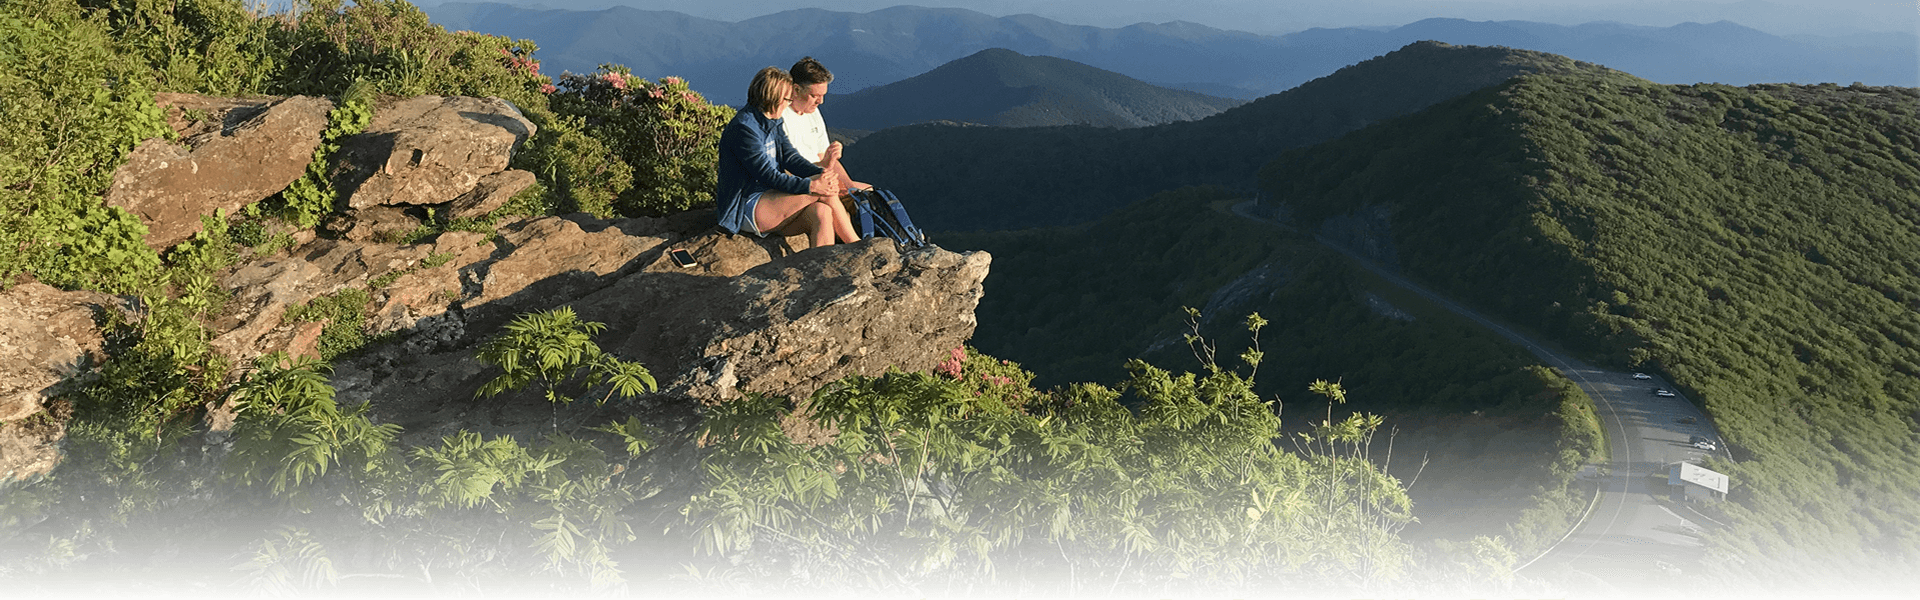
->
xmin=1632 ymin=372 xmax=1652 ymax=380
xmin=1655 ymin=389 xmax=1677 ymax=397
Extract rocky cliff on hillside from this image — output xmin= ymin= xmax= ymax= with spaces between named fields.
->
xmin=4 ymin=93 xmax=990 ymax=485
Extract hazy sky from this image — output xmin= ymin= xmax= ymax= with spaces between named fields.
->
xmin=416 ymin=0 xmax=1919 ymax=35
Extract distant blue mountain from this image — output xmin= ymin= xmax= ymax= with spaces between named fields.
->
xmin=425 ymin=3 xmax=1917 ymax=106
xmin=824 ymin=48 xmax=1245 ymax=130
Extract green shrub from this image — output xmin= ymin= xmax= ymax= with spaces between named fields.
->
xmin=511 ymin=114 xmax=634 ymax=217
xmin=686 ymin=321 xmax=1416 ymax=595
xmin=1 ymin=1 xmax=172 ymax=292
xmin=548 ymin=67 xmax=733 ymax=216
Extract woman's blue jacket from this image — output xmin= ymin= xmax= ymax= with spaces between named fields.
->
xmin=714 ymin=109 xmax=825 ymax=234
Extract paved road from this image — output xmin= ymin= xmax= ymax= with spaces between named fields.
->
xmin=1227 ymin=201 xmax=1724 ymax=590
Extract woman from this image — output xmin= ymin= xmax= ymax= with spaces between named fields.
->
xmin=713 ymin=66 xmax=857 ymax=249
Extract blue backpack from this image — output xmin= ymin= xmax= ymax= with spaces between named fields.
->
xmin=849 ymin=188 xmax=930 ymax=249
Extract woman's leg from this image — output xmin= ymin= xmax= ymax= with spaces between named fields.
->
xmin=756 ymin=192 xmax=838 ymax=248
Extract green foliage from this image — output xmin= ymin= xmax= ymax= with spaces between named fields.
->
xmin=685 ymin=328 xmax=1417 ymax=595
xmin=272 ymin=0 xmax=548 ymax=104
xmin=79 ymin=0 xmax=288 ymax=95
xmin=225 ymin=353 xmax=402 ymax=498
xmin=271 ymin=78 xmax=375 ymax=227
xmin=1262 ymin=70 xmax=1920 ymax=585
xmin=1 ymin=0 xmax=172 ymax=292
xmin=548 ymin=68 xmax=733 ymax=217
xmin=282 ymin=287 xmax=373 ymax=361
xmin=511 ymin=113 xmax=635 ymax=218
xmin=475 ymin=306 xmax=658 ymax=406
xmin=234 ymin=527 xmax=340 ymax=596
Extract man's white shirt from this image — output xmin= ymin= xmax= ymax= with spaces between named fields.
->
xmin=780 ymin=106 xmax=830 ymax=164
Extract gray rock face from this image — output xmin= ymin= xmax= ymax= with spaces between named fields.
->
xmin=333 ymin=96 xmax=535 ymax=210
xmin=1 ymin=283 xmax=125 ymax=484
xmin=208 ymin=233 xmax=495 ymax=366
xmin=318 ymin=213 xmax=989 ymax=446
xmin=0 ymin=284 xmax=120 ymax=423
xmin=448 ymin=169 xmax=536 ymax=219
xmin=105 ymin=95 xmax=332 ymax=249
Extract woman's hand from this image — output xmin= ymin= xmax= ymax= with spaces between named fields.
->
xmin=809 ymin=175 xmax=840 ymax=197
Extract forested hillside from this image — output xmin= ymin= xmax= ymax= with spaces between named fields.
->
xmin=942 ymin=187 xmax=1608 ymax=559
xmin=1260 ymin=70 xmax=1920 ymax=590
xmin=0 ymin=1 xmax=1510 ymax=596
xmin=824 ymin=48 xmax=1243 ymax=130
xmin=841 ymin=42 xmax=1602 ymax=232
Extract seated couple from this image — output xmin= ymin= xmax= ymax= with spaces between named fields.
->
xmin=713 ymin=58 xmax=873 ymax=249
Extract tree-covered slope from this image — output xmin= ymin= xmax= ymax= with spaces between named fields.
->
xmin=1260 ymin=70 xmax=1920 ymax=588
xmin=941 ymin=186 xmax=1606 ymax=557
xmin=824 ymin=48 xmax=1244 ymax=130
xmin=842 ymin=41 xmax=1604 ymax=232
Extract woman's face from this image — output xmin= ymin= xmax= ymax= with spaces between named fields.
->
xmin=790 ymin=83 xmax=829 ymax=115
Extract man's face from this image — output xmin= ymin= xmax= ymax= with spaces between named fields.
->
xmin=791 ymin=82 xmax=828 ymax=115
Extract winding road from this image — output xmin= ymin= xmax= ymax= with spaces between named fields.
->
xmin=1227 ymin=201 xmax=1725 ymax=592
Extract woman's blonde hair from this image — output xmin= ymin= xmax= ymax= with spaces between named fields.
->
xmin=746 ymin=66 xmax=793 ymax=115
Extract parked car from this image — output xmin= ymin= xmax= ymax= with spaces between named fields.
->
xmin=1633 ymin=372 xmax=1652 ymax=380
xmin=1689 ymin=436 xmax=1717 ymax=450
xmin=1677 ymin=416 xmax=1697 ymax=424
xmin=1654 ymin=389 xmax=1677 ymax=397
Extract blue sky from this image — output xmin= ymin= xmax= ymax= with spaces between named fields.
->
xmin=411 ymin=0 xmax=1918 ymax=35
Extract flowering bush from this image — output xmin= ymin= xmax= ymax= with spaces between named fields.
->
xmin=547 ymin=66 xmax=734 ymax=217
xmin=933 ymin=346 xmax=1040 ymax=407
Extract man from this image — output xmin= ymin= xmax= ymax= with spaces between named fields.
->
xmin=782 ymin=57 xmax=871 ymax=195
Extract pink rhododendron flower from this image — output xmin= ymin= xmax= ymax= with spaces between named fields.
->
xmin=935 ymin=347 xmax=965 ymax=379
xmin=662 ymin=76 xmax=683 ymax=86
xmin=600 ymin=72 xmax=627 ymax=90
xmin=540 ymin=83 xmax=557 ymax=94
xmin=649 ymin=88 xmax=666 ymax=99
xmin=681 ymin=91 xmax=701 ymax=103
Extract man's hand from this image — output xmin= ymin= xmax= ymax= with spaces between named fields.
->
xmin=809 ymin=175 xmax=840 ymax=197
xmin=824 ymin=141 xmax=844 ymax=164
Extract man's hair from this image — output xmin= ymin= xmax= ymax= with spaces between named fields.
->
xmin=746 ymin=66 xmax=793 ymax=114
xmin=790 ymin=56 xmax=834 ymax=88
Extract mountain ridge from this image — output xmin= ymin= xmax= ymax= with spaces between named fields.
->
xmin=824 ymin=48 xmax=1244 ymax=130
xmin=840 ymin=41 xmax=1610 ymax=232
xmin=425 ymin=2 xmax=1918 ymax=106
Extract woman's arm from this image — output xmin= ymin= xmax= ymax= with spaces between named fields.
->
xmin=727 ymin=117 xmax=821 ymax=195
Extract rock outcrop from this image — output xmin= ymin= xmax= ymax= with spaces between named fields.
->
xmin=333 ymin=96 xmax=536 ymax=210
xmin=106 ymin=94 xmax=333 ymax=249
xmin=309 ymin=214 xmax=989 ymax=445
xmin=40 ymin=92 xmax=990 ymax=474
xmin=1 ymin=284 xmax=126 ymax=483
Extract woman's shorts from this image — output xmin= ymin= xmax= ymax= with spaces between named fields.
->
xmin=741 ymin=191 xmax=768 ymax=237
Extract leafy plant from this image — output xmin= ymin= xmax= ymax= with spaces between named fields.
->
xmin=224 ymin=353 xmax=402 ymax=498
xmin=475 ymin=306 xmax=658 ymax=409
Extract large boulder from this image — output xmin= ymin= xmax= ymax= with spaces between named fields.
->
xmin=106 ymin=94 xmax=333 ymax=249
xmin=334 ymin=96 xmax=536 ymax=210
xmin=319 ymin=214 xmax=989 ymax=447
xmin=1 ymin=283 xmax=124 ymax=483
